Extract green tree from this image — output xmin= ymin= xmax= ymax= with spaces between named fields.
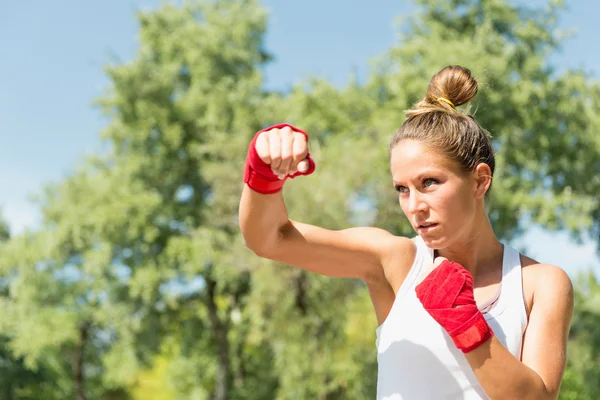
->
xmin=2 ymin=1 xmax=275 ymax=398
xmin=559 ymin=271 xmax=600 ymax=399
xmin=93 ymin=1 xmax=276 ymax=398
xmin=0 ymin=170 xmax=138 ymax=400
xmin=0 ymin=214 xmax=66 ymax=400
xmin=91 ymin=1 xmax=381 ymax=397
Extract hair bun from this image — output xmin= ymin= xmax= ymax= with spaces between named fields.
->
xmin=426 ymin=65 xmax=478 ymax=109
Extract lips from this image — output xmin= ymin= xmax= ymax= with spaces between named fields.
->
xmin=416 ymin=222 xmax=438 ymax=233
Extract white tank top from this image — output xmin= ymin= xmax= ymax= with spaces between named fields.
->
xmin=375 ymin=236 xmax=527 ymax=400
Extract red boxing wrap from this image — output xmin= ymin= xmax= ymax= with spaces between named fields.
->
xmin=415 ymin=260 xmax=494 ymax=353
xmin=244 ymin=123 xmax=316 ymax=194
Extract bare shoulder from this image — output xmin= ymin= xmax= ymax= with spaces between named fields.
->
xmin=521 ymin=255 xmax=573 ymax=295
xmin=379 ymin=235 xmax=418 ymax=292
xmin=521 ymin=255 xmax=574 ymax=318
xmin=339 ymin=227 xmax=417 ymax=288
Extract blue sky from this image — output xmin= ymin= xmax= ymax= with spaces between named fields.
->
xmin=1 ymin=0 xmax=599 ymax=276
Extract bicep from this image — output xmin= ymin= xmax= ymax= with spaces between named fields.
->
xmin=521 ymin=266 xmax=574 ymax=397
xmin=257 ymin=220 xmax=414 ymax=284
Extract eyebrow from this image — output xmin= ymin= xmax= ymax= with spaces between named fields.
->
xmin=392 ymin=169 xmax=445 ymax=185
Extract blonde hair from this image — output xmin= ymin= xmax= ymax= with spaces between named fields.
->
xmin=389 ymin=65 xmax=496 ymax=183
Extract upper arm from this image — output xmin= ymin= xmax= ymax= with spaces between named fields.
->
xmin=521 ymin=265 xmax=574 ymax=398
xmin=254 ymin=219 xmax=415 ymax=285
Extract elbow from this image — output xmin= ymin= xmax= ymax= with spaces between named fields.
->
xmin=240 ymin=227 xmax=270 ymax=257
xmin=510 ymin=383 xmax=556 ymax=400
xmin=241 ymin=221 xmax=288 ymax=258
xmin=243 ymin=239 xmax=272 ymax=258
xmin=493 ymin=390 xmax=553 ymax=400
xmin=490 ymin=374 xmax=555 ymax=400
xmin=242 ymin=233 xmax=282 ymax=259
xmin=520 ymin=382 xmax=556 ymax=400
xmin=529 ymin=390 xmax=555 ymax=400
xmin=531 ymin=376 xmax=558 ymax=400
xmin=542 ymin=387 xmax=559 ymax=400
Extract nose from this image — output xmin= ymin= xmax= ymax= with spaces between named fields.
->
xmin=406 ymin=190 xmax=428 ymax=215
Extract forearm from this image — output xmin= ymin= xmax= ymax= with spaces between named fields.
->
xmin=465 ymin=337 xmax=554 ymax=400
xmin=239 ymin=185 xmax=289 ymax=252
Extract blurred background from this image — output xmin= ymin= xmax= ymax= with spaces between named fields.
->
xmin=1 ymin=0 xmax=599 ymax=399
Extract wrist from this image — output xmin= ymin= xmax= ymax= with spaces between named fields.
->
xmin=448 ymin=310 xmax=494 ymax=353
xmin=244 ymin=123 xmax=314 ymax=194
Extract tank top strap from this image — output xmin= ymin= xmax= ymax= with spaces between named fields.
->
xmin=393 ymin=236 xmax=433 ymax=297
xmin=412 ymin=235 xmax=434 ymax=278
xmin=500 ymin=244 xmax=523 ymax=301
xmin=488 ymin=243 xmax=527 ymax=327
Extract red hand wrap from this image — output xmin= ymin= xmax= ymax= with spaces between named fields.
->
xmin=243 ymin=123 xmax=316 ymax=194
xmin=415 ymin=260 xmax=494 ymax=353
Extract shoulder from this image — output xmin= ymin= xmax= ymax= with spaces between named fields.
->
xmin=343 ymin=227 xmax=418 ymax=287
xmin=380 ymin=235 xmax=418 ymax=291
xmin=521 ymin=255 xmax=573 ymax=298
xmin=381 ymin=235 xmax=418 ymax=262
xmin=521 ymin=255 xmax=574 ymax=320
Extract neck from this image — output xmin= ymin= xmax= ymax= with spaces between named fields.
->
xmin=436 ymin=206 xmax=503 ymax=278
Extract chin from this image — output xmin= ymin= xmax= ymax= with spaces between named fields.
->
xmin=419 ymin=233 xmax=449 ymax=250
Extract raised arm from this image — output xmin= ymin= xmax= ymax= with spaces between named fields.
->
xmin=239 ymin=124 xmax=414 ymax=286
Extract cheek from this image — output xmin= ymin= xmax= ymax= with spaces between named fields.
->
xmin=435 ymin=184 xmax=475 ymax=219
xmin=451 ymin=187 xmax=477 ymax=219
xmin=398 ymin=197 xmax=409 ymax=216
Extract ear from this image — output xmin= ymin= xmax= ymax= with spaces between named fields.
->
xmin=473 ymin=163 xmax=493 ymax=199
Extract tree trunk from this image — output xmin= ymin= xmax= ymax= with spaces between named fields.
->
xmin=72 ymin=322 xmax=90 ymax=400
xmin=206 ymin=276 xmax=230 ymax=400
xmin=294 ymin=271 xmax=308 ymax=315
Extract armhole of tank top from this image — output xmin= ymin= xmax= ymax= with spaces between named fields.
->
xmin=517 ymin=253 xmax=529 ymax=330
xmin=483 ymin=245 xmax=523 ymax=325
xmin=376 ymin=236 xmax=429 ymax=336
xmin=491 ymin=246 xmax=528 ymax=330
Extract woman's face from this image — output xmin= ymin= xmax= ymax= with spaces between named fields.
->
xmin=390 ymin=139 xmax=479 ymax=249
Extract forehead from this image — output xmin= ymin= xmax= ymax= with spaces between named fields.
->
xmin=390 ymin=140 xmax=458 ymax=181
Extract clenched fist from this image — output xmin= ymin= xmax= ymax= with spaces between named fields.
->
xmin=244 ymin=123 xmax=315 ymax=194
xmin=255 ymin=125 xmax=312 ymax=179
xmin=415 ymin=258 xmax=494 ymax=353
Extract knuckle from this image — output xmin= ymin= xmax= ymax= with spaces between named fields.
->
xmin=269 ymin=129 xmax=280 ymax=138
xmin=256 ymin=148 xmax=270 ymax=161
xmin=294 ymin=132 xmax=307 ymax=142
xmin=293 ymin=149 xmax=307 ymax=159
xmin=270 ymin=141 xmax=281 ymax=152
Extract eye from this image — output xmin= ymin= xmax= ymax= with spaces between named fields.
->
xmin=423 ymin=178 xmax=438 ymax=188
xmin=394 ymin=185 xmax=408 ymax=194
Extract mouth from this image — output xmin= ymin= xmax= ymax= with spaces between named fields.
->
xmin=416 ymin=222 xmax=438 ymax=233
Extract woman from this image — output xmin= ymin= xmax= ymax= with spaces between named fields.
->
xmin=239 ymin=65 xmax=573 ymax=399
